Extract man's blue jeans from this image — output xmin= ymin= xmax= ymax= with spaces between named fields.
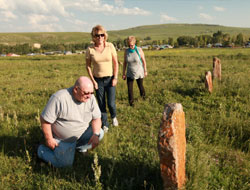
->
xmin=95 ymin=76 xmax=117 ymax=128
xmin=37 ymin=126 xmax=104 ymax=168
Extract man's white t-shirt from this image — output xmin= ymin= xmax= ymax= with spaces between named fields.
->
xmin=41 ymin=87 xmax=101 ymax=142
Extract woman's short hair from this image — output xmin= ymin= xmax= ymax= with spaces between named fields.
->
xmin=127 ymin=36 xmax=136 ymax=45
xmin=91 ymin=25 xmax=108 ymax=41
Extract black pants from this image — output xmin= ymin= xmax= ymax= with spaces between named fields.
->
xmin=127 ymin=77 xmax=145 ymax=106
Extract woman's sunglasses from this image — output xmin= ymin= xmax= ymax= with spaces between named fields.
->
xmin=95 ymin=34 xmax=105 ymax=38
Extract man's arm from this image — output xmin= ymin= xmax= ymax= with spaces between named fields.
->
xmin=40 ymin=116 xmax=58 ymax=150
xmin=88 ymin=118 xmax=102 ymax=149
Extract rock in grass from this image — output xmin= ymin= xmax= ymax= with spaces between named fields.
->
xmin=213 ymin=57 xmax=221 ymax=81
xmin=158 ymin=103 xmax=186 ymax=190
xmin=205 ymin=71 xmax=213 ymax=93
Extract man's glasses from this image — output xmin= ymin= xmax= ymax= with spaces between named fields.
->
xmin=77 ymin=87 xmax=94 ymax=96
xmin=95 ymin=33 xmax=105 ymax=38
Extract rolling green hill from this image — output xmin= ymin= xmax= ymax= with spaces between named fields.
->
xmin=1 ymin=24 xmax=250 ymax=45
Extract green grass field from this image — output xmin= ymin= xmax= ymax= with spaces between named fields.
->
xmin=1 ymin=24 xmax=250 ymax=45
xmin=0 ymin=48 xmax=249 ymax=190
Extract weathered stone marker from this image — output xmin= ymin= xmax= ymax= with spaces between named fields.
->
xmin=213 ymin=57 xmax=221 ymax=80
xmin=205 ymin=71 xmax=213 ymax=93
xmin=158 ymin=103 xmax=186 ymax=190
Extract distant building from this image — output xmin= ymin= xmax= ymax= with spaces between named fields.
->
xmin=33 ymin=43 xmax=41 ymax=49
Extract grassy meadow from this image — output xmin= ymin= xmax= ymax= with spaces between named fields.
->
xmin=0 ymin=48 xmax=249 ymax=190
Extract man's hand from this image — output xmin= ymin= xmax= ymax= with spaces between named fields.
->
xmin=88 ymin=135 xmax=99 ymax=149
xmin=45 ymin=138 xmax=59 ymax=150
xmin=112 ymin=78 xmax=118 ymax=86
xmin=94 ymin=81 xmax=98 ymax=90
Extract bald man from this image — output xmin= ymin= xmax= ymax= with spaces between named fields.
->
xmin=37 ymin=76 xmax=104 ymax=167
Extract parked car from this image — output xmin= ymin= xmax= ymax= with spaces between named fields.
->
xmin=245 ymin=42 xmax=250 ymax=48
xmin=214 ymin=43 xmax=223 ymax=48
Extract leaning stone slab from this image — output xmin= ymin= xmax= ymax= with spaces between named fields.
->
xmin=213 ymin=57 xmax=221 ymax=80
xmin=158 ymin=103 xmax=186 ymax=190
xmin=205 ymin=71 xmax=213 ymax=93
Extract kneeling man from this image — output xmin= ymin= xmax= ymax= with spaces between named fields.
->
xmin=37 ymin=76 xmax=103 ymax=167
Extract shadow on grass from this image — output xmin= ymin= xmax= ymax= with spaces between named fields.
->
xmin=30 ymin=152 xmax=163 ymax=190
xmin=0 ymin=125 xmax=43 ymax=158
xmin=0 ymin=125 xmax=162 ymax=190
xmin=173 ymin=87 xmax=203 ymax=97
xmin=0 ymin=135 xmax=26 ymax=157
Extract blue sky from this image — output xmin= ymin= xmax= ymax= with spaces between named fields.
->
xmin=0 ymin=0 xmax=249 ymax=33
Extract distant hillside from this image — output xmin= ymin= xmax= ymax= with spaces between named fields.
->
xmin=108 ymin=24 xmax=250 ymax=41
xmin=1 ymin=24 xmax=250 ymax=45
xmin=0 ymin=32 xmax=91 ymax=45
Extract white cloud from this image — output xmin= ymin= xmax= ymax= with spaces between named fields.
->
xmin=33 ymin=23 xmax=63 ymax=32
xmin=0 ymin=0 xmax=151 ymax=32
xmin=214 ymin=6 xmax=226 ymax=12
xmin=26 ymin=14 xmax=63 ymax=32
xmin=67 ymin=18 xmax=87 ymax=26
xmin=67 ymin=0 xmax=151 ymax=15
xmin=199 ymin=13 xmax=213 ymax=21
xmin=112 ymin=7 xmax=150 ymax=15
xmin=46 ymin=0 xmax=69 ymax=17
xmin=198 ymin=5 xmax=203 ymax=10
xmin=160 ymin=14 xmax=177 ymax=22
xmin=0 ymin=11 xmax=17 ymax=20
xmin=0 ymin=0 xmax=15 ymax=10
xmin=0 ymin=0 xmax=70 ymax=16
xmin=28 ymin=14 xmax=59 ymax=25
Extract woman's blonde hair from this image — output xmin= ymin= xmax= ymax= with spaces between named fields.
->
xmin=91 ymin=25 xmax=108 ymax=42
xmin=127 ymin=36 xmax=136 ymax=45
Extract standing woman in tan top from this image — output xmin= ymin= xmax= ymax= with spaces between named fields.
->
xmin=86 ymin=25 xmax=119 ymax=132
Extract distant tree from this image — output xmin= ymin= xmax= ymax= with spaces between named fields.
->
xmin=212 ymin=30 xmax=223 ymax=43
xmin=116 ymin=38 xmax=124 ymax=50
xmin=174 ymin=42 xmax=178 ymax=48
xmin=168 ymin=37 xmax=174 ymax=46
xmin=0 ymin=45 xmax=5 ymax=54
xmin=196 ymin=36 xmax=204 ymax=47
xmin=152 ymin=40 xmax=158 ymax=45
xmin=57 ymin=44 xmax=65 ymax=52
xmin=136 ymin=38 xmax=141 ymax=46
xmin=124 ymin=38 xmax=128 ymax=47
xmin=162 ymin=39 xmax=167 ymax=45
xmin=235 ymin=33 xmax=244 ymax=46
xmin=177 ymin=36 xmax=194 ymax=46
xmin=15 ymin=43 xmax=31 ymax=54
xmin=231 ymin=35 xmax=236 ymax=44
xmin=222 ymin=33 xmax=231 ymax=47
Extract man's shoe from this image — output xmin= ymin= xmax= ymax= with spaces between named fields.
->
xmin=112 ymin=117 xmax=119 ymax=126
xmin=103 ymin=126 xmax=109 ymax=133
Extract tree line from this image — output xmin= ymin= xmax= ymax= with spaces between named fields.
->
xmin=175 ymin=31 xmax=246 ymax=47
xmin=0 ymin=42 xmax=90 ymax=55
xmin=141 ymin=31 xmax=248 ymax=48
xmin=0 ymin=31 xmax=249 ymax=55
